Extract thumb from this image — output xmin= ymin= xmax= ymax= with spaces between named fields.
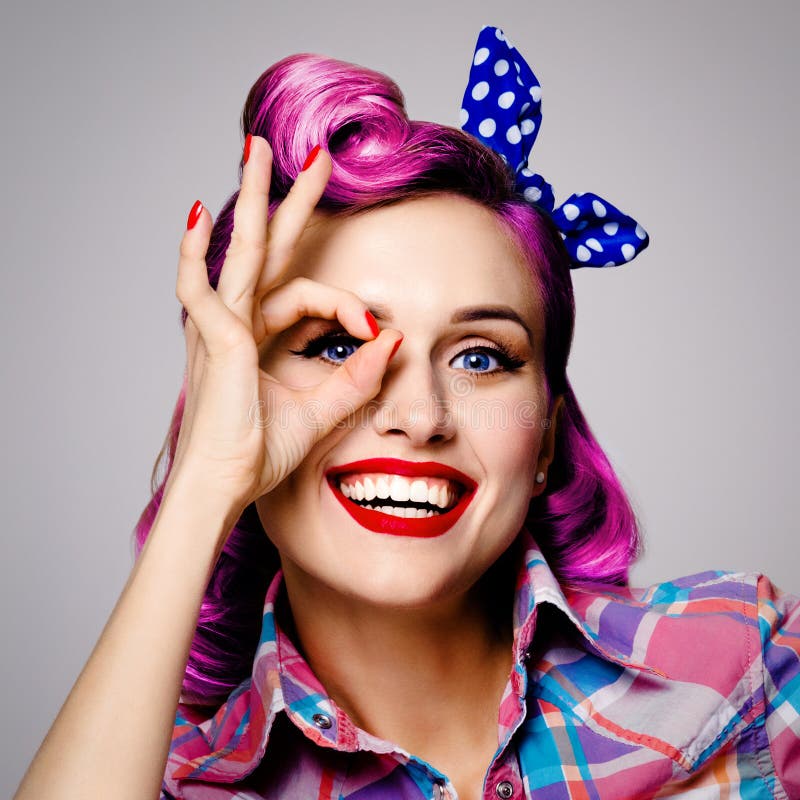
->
xmin=296 ymin=329 xmax=403 ymax=446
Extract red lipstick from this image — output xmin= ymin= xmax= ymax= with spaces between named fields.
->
xmin=326 ymin=458 xmax=478 ymax=538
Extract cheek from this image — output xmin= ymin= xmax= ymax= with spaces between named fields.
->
xmin=255 ymin=425 xmax=351 ymax=532
xmin=460 ymin=389 xmax=545 ymax=483
xmin=255 ymin=477 xmax=295 ymax=543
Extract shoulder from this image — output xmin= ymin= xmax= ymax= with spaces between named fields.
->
xmin=564 ymin=568 xmax=799 ymax=677
xmin=558 ymin=570 xmax=800 ymax=791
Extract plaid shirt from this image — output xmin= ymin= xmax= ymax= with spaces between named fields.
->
xmin=162 ymin=529 xmax=800 ymax=799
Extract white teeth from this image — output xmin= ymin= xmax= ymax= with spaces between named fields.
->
xmin=380 ymin=505 xmax=393 ymax=514
xmin=338 ymin=473 xmax=463 ymax=510
xmin=389 ymin=475 xmax=410 ymax=502
xmin=410 ymin=480 xmax=428 ymax=503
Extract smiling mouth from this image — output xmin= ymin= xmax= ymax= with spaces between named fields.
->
xmin=325 ymin=459 xmax=477 ymax=537
xmin=335 ymin=472 xmax=463 ymax=518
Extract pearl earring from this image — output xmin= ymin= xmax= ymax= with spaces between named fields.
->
xmin=535 ymin=471 xmax=545 ymax=484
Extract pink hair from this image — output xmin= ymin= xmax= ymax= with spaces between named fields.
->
xmin=134 ymin=53 xmax=641 ymax=705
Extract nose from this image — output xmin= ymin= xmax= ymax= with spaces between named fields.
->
xmin=370 ymin=346 xmax=458 ymax=447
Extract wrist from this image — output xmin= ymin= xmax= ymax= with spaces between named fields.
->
xmin=158 ymin=467 xmax=248 ymax=548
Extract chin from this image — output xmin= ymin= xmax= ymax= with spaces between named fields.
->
xmin=320 ymin=557 xmax=478 ymax=611
xmin=325 ymin=535 xmax=525 ymax=613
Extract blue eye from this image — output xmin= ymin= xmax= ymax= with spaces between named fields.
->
xmin=322 ymin=340 xmax=359 ymax=363
xmin=290 ymin=333 xmax=363 ymax=365
xmin=449 ymin=343 xmax=526 ymax=377
xmin=451 ymin=350 xmax=498 ymax=373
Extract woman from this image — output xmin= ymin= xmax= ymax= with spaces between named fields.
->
xmin=15 ymin=26 xmax=799 ymax=800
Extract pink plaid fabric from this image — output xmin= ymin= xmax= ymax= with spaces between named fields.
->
xmin=161 ymin=529 xmax=800 ymax=799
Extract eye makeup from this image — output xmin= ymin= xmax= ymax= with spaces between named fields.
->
xmin=451 ymin=336 xmax=526 ymax=378
xmin=288 ymin=325 xmax=528 ymax=378
xmin=288 ymin=330 xmax=362 ymax=364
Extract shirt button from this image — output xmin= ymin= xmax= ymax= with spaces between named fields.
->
xmin=312 ymin=712 xmax=333 ymax=729
xmin=496 ymin=780 xmax=514 ymax=798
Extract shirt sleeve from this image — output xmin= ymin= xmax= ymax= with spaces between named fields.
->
xmin=758 ymin=574 xmax=800 ymax=796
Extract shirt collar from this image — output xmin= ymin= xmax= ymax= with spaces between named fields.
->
xmin=169 ymin=527 xmax=657 ymax=785
xmin=511 ymin=529 xmax=667 ymax=675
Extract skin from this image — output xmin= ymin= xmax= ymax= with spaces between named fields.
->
xmin=255 ymin=193 xmax=564 ymax=798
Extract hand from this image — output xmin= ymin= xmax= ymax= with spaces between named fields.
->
xmin=167 ymin=136 xmax=402 ymax=516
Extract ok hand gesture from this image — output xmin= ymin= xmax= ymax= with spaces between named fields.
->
xmin=169 ymin=136 xmax=402 ymax=516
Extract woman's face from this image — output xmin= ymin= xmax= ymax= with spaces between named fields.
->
xmin=255 ymin=193 xmax=560 ymax=609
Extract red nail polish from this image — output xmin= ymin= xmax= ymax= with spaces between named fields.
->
xmin=243 ymin=133 xmax=252 ymax=165
xmin=364 ymin=310 xmax=380 ymax=337
xmin=388 ymin=336 xmax=403 ymax=361
xmin=186 ymin=200 xmax=203 ymax=230
xmin=301 ymin=144 xmax=321 ymax=172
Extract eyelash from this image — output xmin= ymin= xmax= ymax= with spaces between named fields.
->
xmin=289 ymin=331 xmax=526 ymax=377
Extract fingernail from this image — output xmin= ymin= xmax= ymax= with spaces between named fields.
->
xmin=388 ymin=336 xmax=403 ymax=361
xmin=301 ymin=144 xmax=321 ymax=172
xmin=243 ymin=133 xmax=252 ymax=165
xmin=364 ymin=310 xmax=380 ymax=338
xmin=186 ymin=200 xmax=204 ymax=230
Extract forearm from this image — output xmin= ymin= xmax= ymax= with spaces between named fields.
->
xmin=15 ymin=474 xmax=242 ymax=800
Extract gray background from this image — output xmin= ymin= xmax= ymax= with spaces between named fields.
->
xmin=2 ymin=0 xmax=797 ymax=792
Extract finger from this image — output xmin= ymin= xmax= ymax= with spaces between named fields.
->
xmin=216 ymin=135 xmax=273 ymax=326
xmin=254 ymin=146 xmax=333 ymax=299
xmin=293 ymin=330 xmax=404 ymax=448
xmin=258 ymin=276 xmax=381 ymax=342
xmin=176 ymin=200 xmax=249 ymax=360
xmin=178 ymin=202 xmax=209 ymax=370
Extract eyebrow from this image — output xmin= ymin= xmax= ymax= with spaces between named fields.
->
xmin=367 ymin=303 xmax=534 ymax=344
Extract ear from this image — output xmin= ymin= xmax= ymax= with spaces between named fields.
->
xmin=531 ymin=394 xmax=564 ymax=499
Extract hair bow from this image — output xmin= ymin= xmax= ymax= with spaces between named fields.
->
xmin=460 ymin=25 xmax=649 ymax=268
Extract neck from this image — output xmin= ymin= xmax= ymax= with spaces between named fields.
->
xmin=276 ymin=542 xmax=520 ymax=758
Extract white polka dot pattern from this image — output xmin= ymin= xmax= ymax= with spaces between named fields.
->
xmin=459 ymin=26 xmax=650 ymax=269
xmin=471 ymin=81 xmax=490 ymax=101
xmin=506 ymin=125 xmax=521 ymax=144
xmin=562 ymin=204 xmax=580 ymax=221
xmin=478 ymin=118 xmax=496 ymax=137
xmin=474 ymin=47 xmax=490 ymax=66
xmin=498 ymin=91 xmax=515 ymax=109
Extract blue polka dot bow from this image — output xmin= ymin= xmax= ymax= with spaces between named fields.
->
xmin=460 ymin=25 xmax=650 ymax=268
